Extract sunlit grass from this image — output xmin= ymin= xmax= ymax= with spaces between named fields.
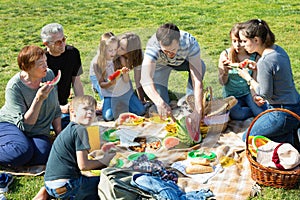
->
xmin=0 ymin=0 xmax=299 ymax=199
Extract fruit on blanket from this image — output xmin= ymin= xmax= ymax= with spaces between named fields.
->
xmin=176 ymin=117 xmax=201 ymax=146
xmin=163 ymin=136 xmax=180 ymax=149
xmin=165 ymin=122 xmax=178 ymax=135
xmin=108 ymin=69 xmax=122 ymax=81
xmin=40 ymin=70 xmax=61 ymax=86
xmin=116 ymin=112 xmax=144 ymax=126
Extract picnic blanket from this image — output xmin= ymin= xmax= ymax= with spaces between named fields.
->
xmin=0 ymin=100 xmax=256 ymax=199
xmin=0 ymin=165 xmax=45 ymax=176
xmin=90 ymin=107 xmax=255 ymax=200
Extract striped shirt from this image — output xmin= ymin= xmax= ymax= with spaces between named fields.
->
xmin=144 ymin=30 xmax=200 ymax=68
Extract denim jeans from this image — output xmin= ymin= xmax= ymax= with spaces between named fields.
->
xmin=90 ymin=75 xmax=103 ymax=100
xmin=229 ymin=93 xmax=267 ymax=120
xmin=50 ymin=113 xmax=70 ymax=131
xmin=131 ymin=173 xmax=214 ymax=200
xmin=154 ymin=59 xmax=206 ymax=104
xmin=102 ymin=89 xmax=146 ymax=121
xmin=0 ymin=122 xmax=51 ymax=167
xmin=242 ymin=102 xmax=300 ymax=149
xmin=45 ymin=175 xmax=100 ymax=200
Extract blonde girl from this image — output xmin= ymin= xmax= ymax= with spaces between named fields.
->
xmin=89 ymin=32 xmax=115 ymax=101
xmin=94 ymin=32 xmax=145 ymax=121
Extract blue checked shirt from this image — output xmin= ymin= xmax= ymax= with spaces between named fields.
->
xmin=144 ymin=31 xmax=201 ymax=67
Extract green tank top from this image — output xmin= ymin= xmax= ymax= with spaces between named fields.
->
xmin=222 ymin=50 xmax=257 ymax=98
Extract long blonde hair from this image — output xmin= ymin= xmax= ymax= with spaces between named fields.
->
xmin=96 ymin=32 xmax=118 ymax=79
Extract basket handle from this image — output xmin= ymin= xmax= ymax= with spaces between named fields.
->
xmin=245 ymin=108 xmax=300 ymax=151
xmin=202 ymin=86 xmax=213 ymax=117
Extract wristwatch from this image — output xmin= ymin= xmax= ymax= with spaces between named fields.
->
xmin=247 ymin=78 xmax=253 ymax=85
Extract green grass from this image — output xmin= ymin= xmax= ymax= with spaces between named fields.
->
xmin=0 ymin=0 xmax=299 ymax=199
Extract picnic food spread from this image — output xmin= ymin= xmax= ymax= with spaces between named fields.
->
xmin=116 ymin=112 xmax=145 ymax=126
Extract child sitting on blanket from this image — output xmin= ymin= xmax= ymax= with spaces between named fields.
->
xmin=218 ymin=23 xmax=267 ymax=120
xmin=34 ymin=95 xmax=116 ymax=200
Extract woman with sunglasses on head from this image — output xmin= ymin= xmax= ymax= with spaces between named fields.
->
xmin=238 ymin=19 xmax=300 ymax=149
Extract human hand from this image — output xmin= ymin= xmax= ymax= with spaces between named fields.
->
xmin=60 ymin=104 xmax=69 ymax=114
xmin=246 ymin=59 xmax=257 ymax=70
xmin=98 ymin=151 xmax=116 ymax=166
xmin=157 ymin=102 xmax=174 ymax=121
xmin=36 ymin=84 xmax=54 ymax=101
xmin=221 ymin=55 xmax=231 ymax=71
xmin=109 ymin=78 xmax=117 ymax=86
xmin=188 ymin=111 xmax=201 ymax=134
xmin=237 ymin=68 xmax=252 ymax=81
xmin=253 ymin=95 xmax=266 ymax=107
xmin=121 ymin=67 xmax=130 ymax=74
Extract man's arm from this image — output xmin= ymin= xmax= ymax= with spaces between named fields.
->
xmin=134 ymin=67 xmax=146 ymax=103
xmin=140 ymin=57 xmax=172 ymax=118
xmin=188 ymin=55 xmax=204 ymax=133
xmin=72 ymin=75 xmax=84 ymax=96
xmin=140 ymin=57 xmax=164 ymax=106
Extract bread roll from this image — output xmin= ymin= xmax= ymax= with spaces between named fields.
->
xmin=190 ymin=158 xmax=210 ymax=166
xmin=185 ymin=165 xmax=214 ymax=174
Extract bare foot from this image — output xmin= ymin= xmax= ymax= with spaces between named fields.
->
xmin=32 ymin=186 xmax=49 ymax=200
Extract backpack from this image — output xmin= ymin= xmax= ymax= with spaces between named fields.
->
xmin=98 ymin=167 xmax=155 ymax=200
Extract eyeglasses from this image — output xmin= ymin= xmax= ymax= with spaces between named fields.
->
xmin=49 ymin=36 xmax=67 ymax=46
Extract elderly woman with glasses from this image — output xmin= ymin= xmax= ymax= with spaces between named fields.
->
xmin=0 ymin=45 xmax=61 ymax=167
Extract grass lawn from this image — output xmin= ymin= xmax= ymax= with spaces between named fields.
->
xmin=0 ymin=0 xmax=299 ymax=199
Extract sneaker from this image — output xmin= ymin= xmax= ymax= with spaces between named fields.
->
xmin=0 ymin=173 xmax=13 ymax=193
xmin=0 ymin=194 xmax=7 ymax=200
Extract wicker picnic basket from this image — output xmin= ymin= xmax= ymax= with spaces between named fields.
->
xmin=245 ymin=108 xmax=300 ymax=189
xmin=187 ymin=86 xmax=237 ymax=134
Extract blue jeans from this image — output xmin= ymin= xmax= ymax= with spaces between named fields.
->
xmin=229 ymin=93 xmax=267 ymax=120
xmin=154 ymin=59 xmax=206 ymax=104
xmin=45 ymin=175 xmax=100 ymax=200
xmin=242 ymin=102 xmax=300 ymax=149
xmin=50 ymin=113 xmax=70 ymax=131
xmin=131 ymin=173 xmax=214 ymax=200
xmin=0 ymin=122 xmax=51 ymax=167
xmin=90 ymin=75 xmax=103 ymax=100
xmin=102 ymin=89 xmax=146 ymax=121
